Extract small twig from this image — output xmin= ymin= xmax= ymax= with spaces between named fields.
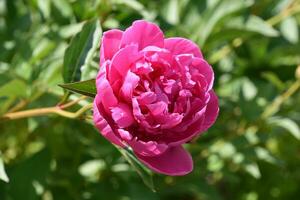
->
xmin=59 ymin=96 xmax=87 ymax=109
xmin=261 ymin=79 xmax=300 ymax=119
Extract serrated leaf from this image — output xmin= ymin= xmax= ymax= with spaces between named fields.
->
xmin=0 ymin=155 xmax=9 ymax=183
xmin=268 ymin=117 xmax=300 ymax=140
xmin=58 ymin=79 xmax=96 ymax=97
xmin=63 ymin=19 xmax=101 ymax=83
xmin=117 ymin=146 xmax=155 ymax=192
xmin=280 ymin=17 xmax=299 ymax=44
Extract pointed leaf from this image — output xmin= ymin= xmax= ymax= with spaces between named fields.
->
xmin=58 ymin=79 xmax=96 ymax=97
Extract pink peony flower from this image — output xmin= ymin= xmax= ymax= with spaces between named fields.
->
xmin=93 ymin=20 xmax=219 ymax=176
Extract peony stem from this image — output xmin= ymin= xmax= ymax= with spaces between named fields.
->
xmin=1 ymin=103 xmax=93 ymax=121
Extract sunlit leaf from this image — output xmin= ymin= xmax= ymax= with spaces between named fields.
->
xmin=63 ymin=19 xmax=101 ymax=83
xmin=0 ymin=154 xmax=9 ymax=183
xmin=268 ymin=117 xmax=300 ymax=140
xmin=280 ymin=17 xmax=299 ymax=44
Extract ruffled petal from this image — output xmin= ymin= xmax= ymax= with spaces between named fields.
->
xmin=110 ymin=45 xmax=140 ymax=82
xmin=111 ymin=103 xmax=135 ymax=128
xmin=93 ymin=97 xmax=125 ymax=147
xmin=164 ymin=37 xmax=203 ymax=58
xmin=136 ymin=145 xmax=193 ymax=176
xmin=100 ymin=29 xmax=123 ymax=66
xmin=121 ymin=20 xmax=164 ymax=50
xmin=128 ymin=139 xmax=168 ymax=157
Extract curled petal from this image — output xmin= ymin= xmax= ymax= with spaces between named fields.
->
xmin=111 ymin=103 xmax=135 ymax=128
xmin=93 ymin=98 xmax=125 ymax=147
xmin=100 ymin=29 xmax=123 ymax=66
xmin=121 ymin=20 xmax=164 ymax=50
xmin=201 ymin=90 xmax=219 ymax=131
xmin=136 ymin=146 xmax=193 ymax=176
xmin=120 ymin=71 xmax=140 ymax=102
xmin=109 ymin=45 xmax=140 ymax=83
xmin=164 ymin=37 xmax=203 ymax=58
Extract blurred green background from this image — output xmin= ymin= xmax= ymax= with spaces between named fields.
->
xmin=1 ymin=0 xmax=300 ymax=199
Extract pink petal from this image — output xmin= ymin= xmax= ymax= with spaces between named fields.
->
xmin=201 ymin=90 xmax=219 ymax=131
xmin=111 ymin=103 xmax=135 ymax=128
xmin=128 ymin=139 xmax=168 ymax=157
xmin=137 ymin=92 xmax=157 ymax=105
xmin=136 ymin=145 xmax=193 ymax=176
xmin=120 ymin=71 xmax=140 ymax=102
xmin=110 ymin=45 xmax=140 ymax=82
xmin=164 ymin=37 xmax=203 ymax=58
xmin=96 ymin=74 xmax=118 ymax=113
xmin=121 ymin=20 xmax=164 ymax=50
xmin=100 ymin=29 xmax=123 ymax=66
xmin=93 ymin=98 xmax=125 ymax=147
xmin=192 ymin=58 xmax=214 ymax=91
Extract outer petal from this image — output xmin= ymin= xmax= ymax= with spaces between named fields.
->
xmin=100 ymin=29 xmax=123 ymax=66
xmin=96 ymin=74 xmax=118 ymax=113
xmin=136 ymin=146 xmax=193 ymax=176
xmin=201 ymin=90 xmax=219 ymax=131
xmin=93 ymin=97 xmax=125 ymax=147
xmin=164 ymin=37 xmax=203 ymax=58
xmin=121 ymin=20 xmax=164 ymax=50
xmin=192 ymin=58 xmax=214 ymax=91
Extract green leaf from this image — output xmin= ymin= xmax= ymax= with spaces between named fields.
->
xmin=117 ymin=146 xmax=155 ymax=192
xmin=58 ymin=79 xmax=96 ymax=97
xmin=0 ymin=79 xmax=27 ymax=98
xmin=196 ymin=0 xmax=254 ymax=45
xmin=0 ymin=154 xmax=9 ymax=183
xmin=280 ymin=17 xmax=299 ymax=44
xmin=268 ymin=117 xmax=300 ymax=140
xmin=227 ymin=15 xmax=279 ymax=37
xmin=63 ymin=19 xmax=101 ymax=83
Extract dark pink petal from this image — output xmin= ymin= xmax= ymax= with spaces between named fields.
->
xmin=136 ymin=146 xmax=193 ymax=176
xmin=164 ymin=37 xmax=203 ymax=58
xmin=100 ymin=29 xmax=123 ymax=66
xmin=192 ymin=58 xmax=214 ymax=91
xmin=111 ymin=103 xmax=135 ymax=128
xmin=201 ymin=90 xmax=219 ymax=131
xmin=93 ymin=97 xmax=125 ymax=147
xmin=121 ymin=20 xmax=164 ymax=50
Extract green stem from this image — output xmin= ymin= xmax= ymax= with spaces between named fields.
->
xmin=1 ymin=103 xmax=93 ymax=121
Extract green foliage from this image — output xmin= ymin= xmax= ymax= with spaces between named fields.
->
xmin=0 ymin=0 xmax=300 ymax=199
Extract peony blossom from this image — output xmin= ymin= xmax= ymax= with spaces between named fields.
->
xmin=93 ymin=20 xmax=219 ymax=176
